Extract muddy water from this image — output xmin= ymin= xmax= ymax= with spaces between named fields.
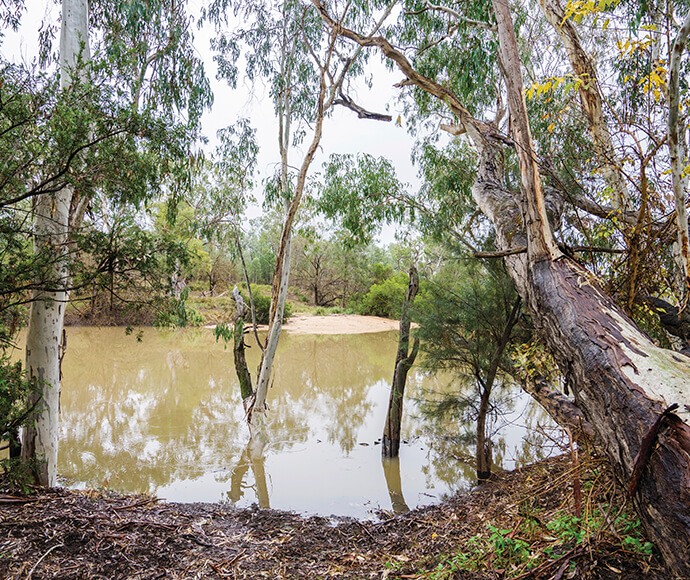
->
xmin=54 ymin=327 xmax=551 ymax=518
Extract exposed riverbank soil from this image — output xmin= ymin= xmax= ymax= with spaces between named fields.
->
xmin=283 ymin=313 xmax=401 ymax=334
xmin=1 ymin=454 xmax=664 ymax=579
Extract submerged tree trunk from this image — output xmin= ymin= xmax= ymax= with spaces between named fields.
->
xmin=475 ymin=387 xmax=493 ymax=482
xmin=231 ymin=286 xmax=254 ymax=410
xmin=382 ymin=266 xmax=419 ymax=458
xmin=21 ymin=0 xmax=89 ymax=486
xmin=382 ymin=457 xmax=410 ymax=514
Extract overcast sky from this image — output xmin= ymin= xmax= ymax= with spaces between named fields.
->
xmin=3 ymin=0 xmax=433 ymax=243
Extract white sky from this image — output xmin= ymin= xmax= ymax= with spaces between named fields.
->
xmin=2 ymin=0 xmax=430 ymax=243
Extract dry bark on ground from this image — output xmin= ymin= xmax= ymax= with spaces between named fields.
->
xmin=0 ymin=455 xmax=665 ymax=579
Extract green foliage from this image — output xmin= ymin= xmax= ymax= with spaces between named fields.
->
xmin=429 ymin=503 xmax=654 ymax=578
xmin=358 ymin=273 xmax=410 ymax=318
xmin=0 ymin=457 xmax=42 ymax=495
xmin=412 ymin=140 xmax=480 ymax=250
xmin=416 ymin=260 xmax=521 ymax=379
xmin=154 ymin=288 xmax=204 ymax=328
xmin=0 ymin=358 xmax=38 ymax=443
xmin=391 ymin=0 xmax=499 ymax=123
xmin=248 ymin=291 xmax=292 ymax=325
xmin=319 ymin=153 xmax=408 ymax=247
xmin=0 ymin=351 xmax=41 ymax=493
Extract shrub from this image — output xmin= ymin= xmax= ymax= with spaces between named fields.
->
xmin=246 ymin=291 xmax=292 ymax=325
xmin=0 ymin=359 xmax=39 ymax=445
xmin=358 ymin=274 xmax=409 ymax=318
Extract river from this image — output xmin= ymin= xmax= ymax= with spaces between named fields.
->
xmin=40 ymin=326 xmax=552 ymax=518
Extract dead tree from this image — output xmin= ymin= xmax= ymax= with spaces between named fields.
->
xmin=382 ymin=265 xmax=420 ymax=458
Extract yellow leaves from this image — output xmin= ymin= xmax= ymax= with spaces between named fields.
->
xmin=524 ymin=74 xmax=585 ymax=101
xmin=629 ymin=64 xmax=669 ymax=103
xmin=548 ymin=122 xmax=556 ymax=133
xmin=563 ymin=0 xmax=620 ymax=23
xmin=617 ymin=35 xmax=654 ymax=60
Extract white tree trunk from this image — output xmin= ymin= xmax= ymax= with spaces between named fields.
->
xmin=669 ymin=11 xmax=690 ymax=289
xmin=21 ymin=0 xmax=89 ymax=486
xmin=250 ymin=233 xmax=291 ymax=438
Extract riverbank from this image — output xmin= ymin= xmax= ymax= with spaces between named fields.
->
xmin=284 ymin=313 xmax=401 ymax=334
xmin=0 ymin=454 xmax=663 ymax=579
xmin=65 ymin=290 xmax=404 ymax=335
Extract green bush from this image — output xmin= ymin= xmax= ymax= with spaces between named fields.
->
xmin=358 ymin=274 xmax=409 ymax=318
xmin=246 ymin=291 xmax=292 ymax=325
xmin=0 ymin=359 xmax=39 ymax=444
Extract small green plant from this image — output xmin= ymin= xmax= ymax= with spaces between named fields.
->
xmin=426 ymin=500 xmax=656 ymax=579
xmin=546 ymin=514 xmax=583 ymax=544
xmin=487 ymin=524 xmax=536 ymax=570
xmin=0 ymin=457 xmax=42 ymax=494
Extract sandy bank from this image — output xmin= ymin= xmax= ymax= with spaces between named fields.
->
xmin=282 ymin=313 xmax=400 ymax=335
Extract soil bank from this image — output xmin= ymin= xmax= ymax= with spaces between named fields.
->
xmin=0 ymin=455 xmax=664 ymax=580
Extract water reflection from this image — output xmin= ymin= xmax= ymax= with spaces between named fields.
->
xmin=53 ymin=327 xmax=552 ymax=517
xmin=228 ymin=442 xmax=270 ymax=508
xmin=381 ymin=457 xmax=410 ymax=514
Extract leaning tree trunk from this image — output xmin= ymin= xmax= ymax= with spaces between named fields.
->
xmin=490 ymin=1 xmax=690 ymax=574
xmin=21 ymin=0 xmax=89 ymax=486
xmin=248 ymin=29 xmax=334 ymax=439
xmin=313 ymin=0 xmax=690 ymax=572
xmin=382 ymin=265 xmax=420 ymax=458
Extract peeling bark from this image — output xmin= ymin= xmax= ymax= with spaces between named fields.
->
xmin=522 ymin=376 xmax=595 ymax=441
xmin=314 ymin=0 xmax=690 ymax=572
xmin=493 ymin=0 xmax=561 ymax=263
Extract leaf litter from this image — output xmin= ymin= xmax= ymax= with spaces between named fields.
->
xmin=0 ymin=453 xmax=665 ymax=579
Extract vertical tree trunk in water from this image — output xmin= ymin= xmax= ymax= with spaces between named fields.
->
xmin=21 ymin=0 xmax=89 ymax=486
xmin=475 ymin=387 xmax=492 ymax=482
xmin=382 ymin=266 xmax=420 ymax=458
xmin=231 ymin=286 xmax=254 ymax=411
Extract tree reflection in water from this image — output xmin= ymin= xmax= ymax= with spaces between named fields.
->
xmin=52 ymin=327 xmax=551 ymax=517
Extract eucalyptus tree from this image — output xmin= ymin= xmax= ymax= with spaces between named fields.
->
xmin=11 ymin=0 xmax=211 ymax=486
xmin=20 ymin=0 xmax=92 ymax=487
xmin=312 ymin=0 xmax=690 ymax=572
xmin=207 ymin=0 xmax=391 ymax=438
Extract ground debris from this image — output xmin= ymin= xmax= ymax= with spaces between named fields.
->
xmin=0 ymin=455 xmax=665 ymax=579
